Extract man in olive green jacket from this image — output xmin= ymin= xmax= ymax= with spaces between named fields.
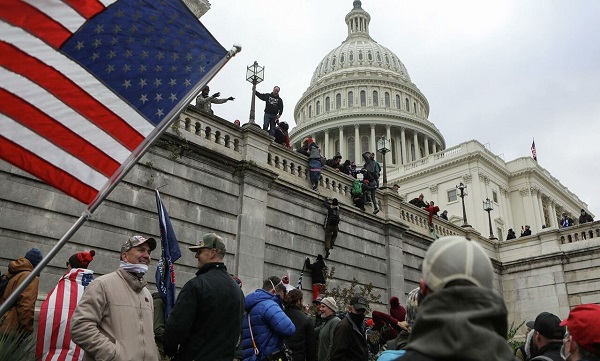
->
xmin=316 ymin=297 xmax=340 ymax=361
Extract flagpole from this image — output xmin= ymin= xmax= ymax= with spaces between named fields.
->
xmin=0 ymin=45 xmax=241 ymax=318
xmin=0 ymin=211 xmax=91 ymax=317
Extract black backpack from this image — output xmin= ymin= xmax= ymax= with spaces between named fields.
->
xmin=328 ymin=207 xmax=340 ymax=225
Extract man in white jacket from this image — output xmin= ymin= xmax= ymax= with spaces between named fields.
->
xmin=71 ymin=235 xmax=159 ymax=361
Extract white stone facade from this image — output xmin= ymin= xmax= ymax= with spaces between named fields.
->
xmin=290 ymin=1 xmax=592 ymax=238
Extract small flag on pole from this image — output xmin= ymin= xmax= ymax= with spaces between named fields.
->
xmin=531 ymin=139 xmax=537 ymax=161
xmin=297 ymin=266 xmax=304 ymax=290
xmin=1 ymin=0 xmax=234 ymax=211
xmin=155 ymin=189 xmax=182 ymax=320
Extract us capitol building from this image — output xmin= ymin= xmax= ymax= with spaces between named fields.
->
xmin=289 ymin=0 xmax=592 ymax=239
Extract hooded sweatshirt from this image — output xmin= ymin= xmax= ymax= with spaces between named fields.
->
xmin=0 ymin=257 xmax=39 ymax=334
xmin=404 ymin=286 xmax=514 ymax=361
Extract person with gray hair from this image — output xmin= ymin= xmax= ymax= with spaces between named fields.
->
xmin=71 ymin=235 xmax=159 ymax=361
xmin=399 ymin=235 xmax=514 ymax=361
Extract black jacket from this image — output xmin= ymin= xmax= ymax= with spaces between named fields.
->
xmin=284 ymin=305 xmax=317 ymax=361
xmin=330 ymin=313 xmax=368 ymax=361
xmin=255 ymin=91 xmax=283 ymax=116
xmin=532 ymin=342 xmax=563 ymax=361
xmin=304 ymin=258 xmax=326 ymax=284
xmin=409 ymin=198 xmax=427 ymax=208
xmin=163 ymin=263 xmax=245 ymax=361
xmin=579 ymin=212 xmax=594 ymax=224
xmin=402 ymin=286 xmax=514 ymax=361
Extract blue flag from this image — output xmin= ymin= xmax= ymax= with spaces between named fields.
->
xmin=155 ymin=189 xmax=182 ymax=319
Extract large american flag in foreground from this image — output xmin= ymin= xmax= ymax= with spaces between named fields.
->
xmin=0 ymin=0 xmax=229 ymax=208
xmin=36 ymin=268 xmax=94 ymax=361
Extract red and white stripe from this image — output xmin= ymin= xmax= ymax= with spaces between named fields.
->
xmin=36 ymin=268 xmax=94 ymax=361
xmin=0 ymin=0 xmax=155 ymax=204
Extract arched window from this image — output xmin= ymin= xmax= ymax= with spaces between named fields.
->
xmin=341 ymin=53 xmax=345 ymax=63
xmin=348 ymin=136 xmax=355 ymax=161
xmin=367 ymin=51 xmax=373 ymax=61
xmin=325 ymin=97 xmax=330 ymax=112
xmin=336 ymin=93 xmax=342 ymax=109
xmin=385 ymin=54 xmax=390 ymax=64
xmin=308 ymin=105 xmax=312 ymax=118
xmin=360 ymin=90 xmax=366 ymax=106
xmin=349 ymin=51 xmax=354 ymax=62
xmin=405 ymin=98 xmax=410 ymax=111
xmin=414 ymin=102 xmax=417 ymax=114
xmin=384 ymin=92 xmax=390 ymax=108
xmin=376 ymin=52 xmax=382 ymax=62
xmin=348 ymin=91 xmax=354 ymax=107
xmin=361 ymin=136 xmax=369 ymax=154
xmin=316 ymin=101 xmax=321 ymax=115
xmin=372 ymin=91 xmax=378 ymax=106
xmin=395 ymin=95 xmax=400 ymax=109
xmin=391 ymin=139 xmax=396 ymax=164
xmin=358 ymin=50 xmax=363 ymax=61
xmin=332 ymin=56 xmax=336 ymax=67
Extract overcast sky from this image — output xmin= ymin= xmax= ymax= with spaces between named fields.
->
xmin=199 ymin=0 xmax=600 ymax=216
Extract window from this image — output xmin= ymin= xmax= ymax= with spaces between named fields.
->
xmin=376 ymin=52 xmax=382 ymax=62
xmin=411 ymin=144 xmax=415 ymax=161
xmin=385 ymin=92 xmax=390 ymax=108
xmin=334 ymin=139 xmax=340 ymax=155
xmin=341 ymin=53 xmax=345 ymax=63
xmin=360 ymin=90 xmax=366 ymax=106
xmin=348 ymin=91 xmax=354 ymax=107
xmin=358 ymin=50 xmax=363 ymax=61
xmin=332 ymin=56 xmax=336 ymax=67
xmin=447 ymin=189 xmax=457 ymax=202
xmin=395 ymin=95 xmax=400 ymax=109
xmin=405 ymin=98 xmax=410 ymax=111
xmin=367 ymin=51 xmax=373 ymax=61
xmin=308 ymin=105 xmax=312 ymax=118
xmin=349 ymin=51 xmax=354 ymax=62
xmin=413 ymin=102 xmax=417 ymax=113
xmin=361 ymin=136 xmax=369 ymax=154
xmin=372 ymin=91 xmax=378 ymax=106
xmin=492 ymin=191 xmax=498 ymax=203
xmin=336 ymin=93 xmax=341 ymax=109
xmin=348 ymin=137 xmax=355 ymax=161
xmin=325 ymin=97 xmax=330 ymax=112
xmin=316 ymin=101 xmax=321 ymax=115
xmin=391 ymin=139 xmax=396 ymax=163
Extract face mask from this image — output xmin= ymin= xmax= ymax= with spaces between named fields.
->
xmin=120 ymin=260 xmax=148 ymax=275
xmin=349 ymin=312 xmax=365 ymax=326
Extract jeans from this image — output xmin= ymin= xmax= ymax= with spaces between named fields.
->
xmin=263 ymin=113 xmax=277 ymax=136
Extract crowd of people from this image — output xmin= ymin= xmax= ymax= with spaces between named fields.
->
xmin=2 ymin=232 xmax=600 ymax=361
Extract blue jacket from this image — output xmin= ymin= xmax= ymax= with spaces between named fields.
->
xmin=241 ymin=289 xmax=296 ymax=361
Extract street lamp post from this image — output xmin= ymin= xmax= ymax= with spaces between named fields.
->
xmin=456 ymin=182 xmax=470 ymax=227
xmin=483 ymin=197 xmax=497 ymax=240
xmin=246 ymin=61 xmax=264 ymax=125
xmin=376 ymin=136 xmax=390 ymax=188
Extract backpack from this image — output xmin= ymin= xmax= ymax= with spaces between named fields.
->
xmin=328 ymin=207 xmax=340 ymax=225
xmin=351 ymin=179 xmax=363 ymax=197
xmin=0 ymin=274 xmax=12 ymax=300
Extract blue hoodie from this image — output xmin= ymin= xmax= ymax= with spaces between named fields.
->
xmin=241 ymin=289 xmax=296 ymax=361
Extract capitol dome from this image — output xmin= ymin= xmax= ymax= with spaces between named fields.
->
xmin=291 ymin=0 xmax=445 ymax=169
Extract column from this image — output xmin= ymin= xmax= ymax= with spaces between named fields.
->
xmin=423 ymin=136 xmax=430 ymax=157
xmin=338 ymin=126 xmax=345 ymax=158
xmin=537 ymin=191 xmax=545 ymax=227
xmin=400 ymin=127 xmax=407 ymax=164
xmin=413 ymin=131 xmax=421 ymax=160
xmin=324 ymin=130 xmax=329 ymax=159
xmin=354 ymin=124 xmax=360 ymax=163
xmin=385 ymin=125 xmax=392 ymax=165
xmin=370 ymin=125 xmax=376 ymax=153
xmin=432 ymin=142 xmax=437 ymax=154
xmin=550 ymin=201 xmax=558 ymax=228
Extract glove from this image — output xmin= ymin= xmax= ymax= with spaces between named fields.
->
xmin=211 ymin=92 xmax=221 ymax=98
xmin=228 ymin=96 xmax=235 ymax=101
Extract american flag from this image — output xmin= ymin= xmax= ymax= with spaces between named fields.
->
xmin=155 ymin=189 xmax=181 ymax=320
xmin=531 ymin=139 xmax=537 ymax=161
xmin=36 ymin=268 xmax=94 ymax=361
xmin=0 ymin=0 xmax=232 ymax=209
